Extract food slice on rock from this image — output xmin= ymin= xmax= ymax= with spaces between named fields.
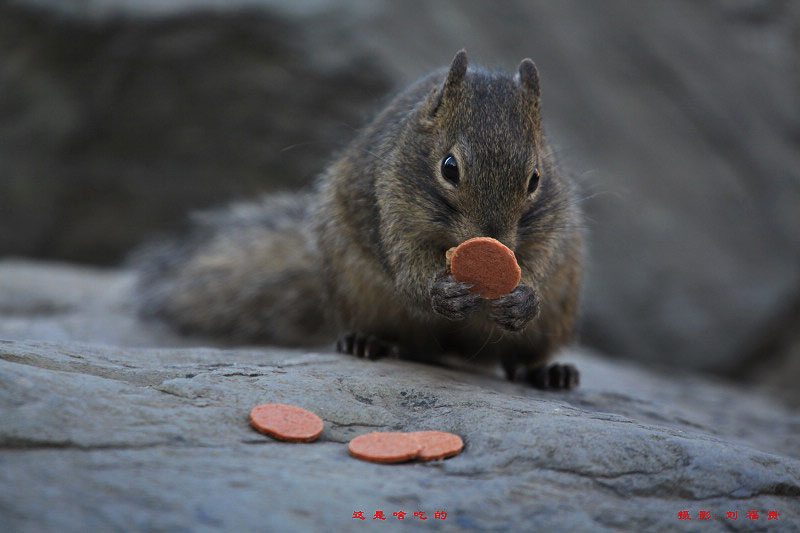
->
xmin=250 ymin=403 xmax=324 ymax=443
xmin=348 ymin=432 xmax=422 ymax=463
xmin=406 ymin=431 xmax=464 ymax=461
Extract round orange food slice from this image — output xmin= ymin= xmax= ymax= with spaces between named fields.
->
xmin=348 ymin=432 xmax=421 ymax=463
xmin=449 ymin=237 xmax=521 ymax=299
xmin=250 ymin=403 xmax=324 ymax=443
xmin=406 ymin=431 xmax=464 ymax=461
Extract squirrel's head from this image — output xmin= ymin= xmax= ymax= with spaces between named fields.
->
xmin=386 ymin=50 xmax=559 ymax=254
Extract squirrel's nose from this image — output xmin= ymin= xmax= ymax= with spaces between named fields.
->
xmin=482 ymin=222 xmax=500 ymax=240
xmin=479 ymin=223 xmax=517 ymax=251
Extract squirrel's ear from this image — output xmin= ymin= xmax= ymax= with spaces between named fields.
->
xmin=517 ymin=58 xmax=541 ymax=107
xmin=426 ymin=49 xmax=468 ymax=120
xmin=444 ymin=49 xmax=468 ymax=95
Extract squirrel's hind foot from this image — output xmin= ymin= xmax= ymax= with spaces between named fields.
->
xmin=508 ymin=363 xmax=580 ymax=390
xmin=336 ymin=332 xmax=399 ymax=360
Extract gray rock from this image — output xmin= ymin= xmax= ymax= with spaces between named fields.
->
xmin=0 ymin=259 xmax=195 ymax=348
xmin=2 ymin=342 xmax=799 ymax=531
xmin=1 ymin=260 xmax=799 ymax=531
xmin=0 ymin=0 xmax=392 ymax=263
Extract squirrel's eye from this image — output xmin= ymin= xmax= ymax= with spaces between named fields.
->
xmin=528 ymin=167 xmax=540 ymax=195
xmin=441 ymin=155 xmax=460 ymax=185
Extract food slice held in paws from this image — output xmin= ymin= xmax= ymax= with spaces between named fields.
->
xmin=447 ymin=237 xmax=521 ymax=299
xmin=250 ymin=403 xmax=324 ymax=443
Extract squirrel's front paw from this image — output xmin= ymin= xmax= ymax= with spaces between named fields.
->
xmin=430 ymin=269 xmax=480 ymax=321
xmin=488 ymin=285 xmax=539 ymax=332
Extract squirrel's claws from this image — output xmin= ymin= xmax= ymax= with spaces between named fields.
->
xmin=488 ymin=284 xmax=539 ymax=332
xmin=336 ymin=332 xmax=397 ymax=360
xmin=430 ymin=270 xmax=480 ymax=321
xmin=513 ymin=363 xmax=580 ymax=390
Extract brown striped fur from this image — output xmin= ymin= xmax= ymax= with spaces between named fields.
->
xmin=136 ymin=50 xmax=584 ymax=381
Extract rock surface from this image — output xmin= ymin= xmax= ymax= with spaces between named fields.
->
xmin=1 ymin=260 xmax=799 ymax=531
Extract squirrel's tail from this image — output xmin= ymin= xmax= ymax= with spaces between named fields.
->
xmin=133 ymin=192 xmax=334 ymax=346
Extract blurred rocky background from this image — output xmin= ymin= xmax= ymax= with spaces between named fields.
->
xmin=1 ymin=0 xmax=799 ymax=404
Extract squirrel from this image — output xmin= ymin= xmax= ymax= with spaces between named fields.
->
xmin=136 ymin=50 xmax=584 ymax=389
